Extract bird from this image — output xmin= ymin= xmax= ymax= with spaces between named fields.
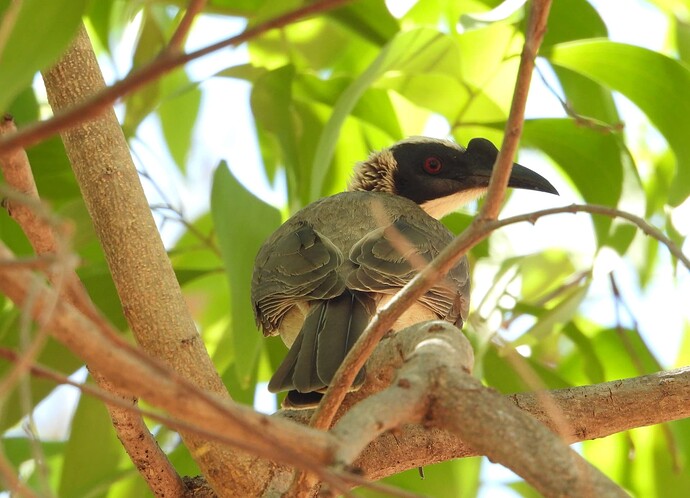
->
xmin=251 ymin=137 xmax=557 ymax=408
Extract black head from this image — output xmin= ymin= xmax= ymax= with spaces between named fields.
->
xmin=388 ymin=137 xmax=558 ymax=218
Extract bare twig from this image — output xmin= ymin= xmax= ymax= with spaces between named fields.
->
xmin=0 ymin=254 xmax=58 ymax=269
xmin=310 ymin=196 xmax=688 ymax=434
xmin=310 ymin=0 xmax=554 ymax=432
xmin=492 ymin=204 xmax=690 ymax=271
xmin=480 ymin=0 xmax=552 ymax=220
xmin=0 ymin=0 xmax=353 ymax=155
xmin=166 ymin=0 xmax=208 ymax=53
xmin=534 ymin=62 xmax=624 ymax=134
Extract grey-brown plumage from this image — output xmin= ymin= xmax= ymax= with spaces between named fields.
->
xmin=251 ymin=137 xmax=557 ymax=408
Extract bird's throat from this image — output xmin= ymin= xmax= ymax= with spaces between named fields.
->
xmin=420 ymin=188 xmax=486 ymax=219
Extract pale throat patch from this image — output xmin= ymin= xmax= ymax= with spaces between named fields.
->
xmin=420 ymin=188 xmax=487 ymax=219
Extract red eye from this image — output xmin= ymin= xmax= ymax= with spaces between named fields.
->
xmin=423 ymin=156 xmax=443 ymax=174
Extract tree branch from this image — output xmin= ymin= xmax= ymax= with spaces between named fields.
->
xmin=0 ymin=117 xmax=186 ymax=498
xmin=331 ymin=322 xmax=626 ymax=498
xmin=281 ymin=324 xmax=690 ymax=494
xmin=309 ymin=0 xmax=554 ymax=432
xmin=0 ymin=245 xmax=687 ymax=494
xmin=492 ymin=203 xmax=690 ymax=271
xmin=0 ymin=0 xmax=352 ymax=155
xmin=480 ymin=0 xmax=553 ymax=220
xmin=166 ymin=0 xmax=208 ymax=54
xmin=0 ymin=240 xmax=351 ymax=495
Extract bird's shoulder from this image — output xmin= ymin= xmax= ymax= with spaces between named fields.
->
xmin=266 ymin=191 xmax=452 ymax=247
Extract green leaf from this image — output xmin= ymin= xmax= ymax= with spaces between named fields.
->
xmin=293 ymin=74 xmax=402 ymax=140
xmin=517 ymin=250 xmax=577 ymax=303
xmin=0 ymin=0 xmax=88 ymax=112
xmin=521 ymin=118 xmax=624 ymax=244
xmin=215 ymin=63 xmax=269 ymax=82
xmin=541 ymin=0 xmax=607 ymax=48
xmin=310 ymin=28 xmax=459 ymax=199
xmin=327 ymin=0 xmax=399 ymax=46
xmin=0 ymin=317 xmax=83 ymax=431
xmin=250 ymin=65 xmax=300 ymax=200
xmin=483 ymin=345 xmax=572 ymax=393
xmin=158 ymin=74 xmax=202 ymax=172
xmin=210 ymin=162 xmax=281 ymax=388
xmin=85 ymin=0 xmax=116 ymax=52
xmin=122 ymin=9 xmax=166 ymax=136
xmin=551 ymin=65 xmax=620 ymax=126
xmin=458 ymin=0 xmax=525 ymax=32
xmin=560 ymin=321 xmax=606 ymax=384
xmin=513 ymin=284 xmax=588 ymax=346
xmin=549 ymin=40 xmax=690 ymax=205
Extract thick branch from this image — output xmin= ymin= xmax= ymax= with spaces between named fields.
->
xmin=0 ymin=118 xmax=185 ymax=497
xmin=293 ymin=323 xmax=689 ymax=496
xmin=40 ymin=25 xmax=244 ymax=495
xmin=0 ymin=241 xmax=341 ymax=495
xmin=326 ymin=323 xmax=625 ymax=498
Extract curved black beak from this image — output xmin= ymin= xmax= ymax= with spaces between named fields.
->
xmin=506 ymin=163 xmax=559 ymax=195
xmin=464 ymin=138 xmax=558 ymax=196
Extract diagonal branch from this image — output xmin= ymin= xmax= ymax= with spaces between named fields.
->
xmin=310 ymin=0 xmax=554 ymax=432
xmin=330 ymin=322 xmax=627 ymax=498
xmin=480 ymin=0 xmax=553 ymax=220
xmin=0 ymin=0 xmax=352 ymax=155
xmin=166 ymin=0 xmax=208 ymax=53
xmin=0 ymin=117 xmax=186 ymax=498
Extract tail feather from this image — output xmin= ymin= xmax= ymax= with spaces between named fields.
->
xmin=267 ymin=290 xmax=374 ymax=406
xmin=316 ymin=291 xmax=373 ymax=384
xmin=267 ymin=333 xmax=302 ymax=393
xmin=293 ymin=301 xmax=327 ymax=392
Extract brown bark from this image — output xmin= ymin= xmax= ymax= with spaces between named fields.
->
xmin=0 ymin=117 xmax=186 ymax=497
xmin=41 ymin=25 xmax=252 ymax=496
xmin=0 ymin=246 xmax=688 ymax=495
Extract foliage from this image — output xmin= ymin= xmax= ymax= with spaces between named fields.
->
xmin=0 ymin=0 xmax=689 ymax=496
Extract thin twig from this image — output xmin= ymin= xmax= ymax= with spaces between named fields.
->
xmin=492 ymin=204 xmax=690 ymax=271
xmin=534 ymin=62 xmax=624 ymax=134
xmin=310 ymin=197 xmax=688 ymax=433
xmin=480 ymin=0 xmax=552 ymax=221
xmin=0 ymin=448 xmax=41 ymax=498
xmin=0 ymin=255 xmax=58 ymax=270
xmin=500 ymin=270 xmax=591 ymax=330
xmin=309 ymin=0 xmax=554 ymax=432
xmin=0 ymin=0 xmax=353 ymax=155
xmin=166 ymin=0 xmax=208 ymax=53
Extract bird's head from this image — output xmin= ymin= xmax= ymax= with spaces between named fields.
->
xmin=349 ymin=137 xmax=558 ymax=219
